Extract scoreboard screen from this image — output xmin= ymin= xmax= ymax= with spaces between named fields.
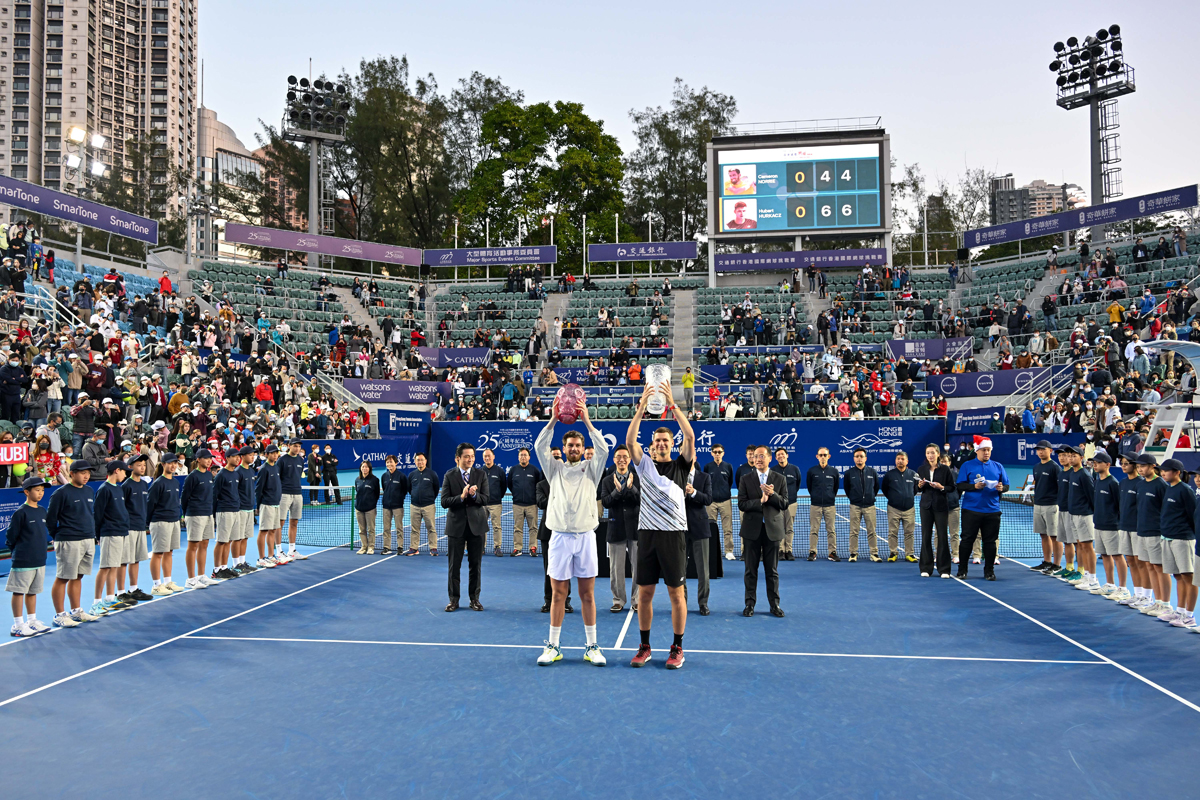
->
xmin=714 ymin=141 xmax=885 ymax=234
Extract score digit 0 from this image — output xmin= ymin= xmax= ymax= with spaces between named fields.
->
xmin=793 ymin=170 xmax=805 ymax=185
xmin=794 ymin=205 xmax=806 ymax=219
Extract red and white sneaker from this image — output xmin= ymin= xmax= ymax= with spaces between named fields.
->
xmin=666 ymin=645 xmax=685 ymax=670
xmin=629 ymin=644 xmax=652 ymax=667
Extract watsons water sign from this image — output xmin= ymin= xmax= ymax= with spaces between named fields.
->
xmin=344 ymin=379 xmax=450 ymax=403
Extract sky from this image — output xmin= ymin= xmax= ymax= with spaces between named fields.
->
xmin=199 ymin=0 xmax=1199 ymax=215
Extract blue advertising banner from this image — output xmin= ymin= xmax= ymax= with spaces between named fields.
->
xmin=587 ymin=242 xmax=698 ymax=262
xmin=885 ymin=337 xmax=974 ymax=362
xmin=343 ymin=379 xmax=450 ymax=404
xmin=947 ymin=407 xmax=1005 ymax=434
xmin=714 ymin=249 xmax=887 ymax=272
xmin=424 ymin=246 xmax=557 ymax=267
xmin=964 ymin=184 xmax=1199 ymax=247
xmin=926 ymin=366 xmax=1072 ymax=398
xmin=559 ymin=348 xmax=672 ymax=359
xmin=430 ymin=418 xmax=946 ymax=477
xmin=948 ymin=432 xmax=1087 ymax=466
xmin=0 ymin=174 xmax=158 ymax=244
xmin=376 ymin=409 xmax=431 ymax=438
xmin=415 ymin=347 xmax=491 ymax=368
xmin=295 ymin=436 xmax=427 ymax=471
xmin=223 ymin=223 xmax=422 ymax=266
xmin=692 ymin=344 xmax=883 ymax=356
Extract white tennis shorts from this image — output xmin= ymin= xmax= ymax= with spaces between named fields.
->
xmin=547 ymin=531 xmax=598 ymax=581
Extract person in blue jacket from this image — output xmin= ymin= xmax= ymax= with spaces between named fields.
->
xmin=256 ymin=444 xmax=283 ymax=568
xmin=146 ymin=453 xmax=184 ymax=595
xmin=181 ymin=448 xmax=217 ymax=588
xmin=379 ymin=455 xmax=408 ymax=556
xmin=6 ymin=476 xmax=51 ymax=636
xmin=47 ymin=460 xmax=97 ymax=627
xmin=354 ymin=460 xmax=381 ymax=554
xmin=843 ymin=447 xmax=880 ymax=562
xmin=955 ymin=436 xmax=1010 ymax=580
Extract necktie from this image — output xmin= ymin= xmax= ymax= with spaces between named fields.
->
xmin=463 ymin=471 xmax=469 ymax=484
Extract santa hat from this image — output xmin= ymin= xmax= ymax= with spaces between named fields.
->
xmin=973 ymin=435 xmax=993 ymax=450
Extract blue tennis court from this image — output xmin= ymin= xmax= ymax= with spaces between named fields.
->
xmin=2 ymin=546 xmax=1198 ymax=797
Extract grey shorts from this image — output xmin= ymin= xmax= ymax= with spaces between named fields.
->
xmin=239 ymin=510 xmax=254 ymax=540
xmin=259 ymin=504 xmax=281 ymax=530
xmin=1033 ymin=505 xmax=1058 ymax=538
xmin=281 ymin=494 xmax=303 ymax=523
xmin=1095 ymin=529 xmax=1120 ymax=557
xmin=54 ymin=539 xmax=94 ymax=579
xmin=1069 ymin=513 xmax=1094 ymax=543
xmin=185 ymin=515 xmax=214 ymax=542
xmin=1161 ymin=538 xmax=1196 ymax=575
xmin=125 ymin=530 xmax=149 ymax=564
xmin=99 ymin=535 xmax=128 ymax=569
xmin=1134 ymin=535 xmax=1163 ymax=565
xmin=216 ymin=511 xmax=240 ymax=543
xmin=5 ymin=567 xmax=44 ymax=594
xmin=150 ymin=521 xmax=181 ymax=552
xmin=1118 ymin=529 xmax=1137 ymax=557
xmin=1056 ymin=510 xmax=1075 ymax=543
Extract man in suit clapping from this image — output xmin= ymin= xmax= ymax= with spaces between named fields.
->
xmin=440 ymin=443 xmax=489 ymax=612
xmin=738 ymin=445 xmax=787 ymax=618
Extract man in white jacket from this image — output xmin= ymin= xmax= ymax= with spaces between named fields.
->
xmin=534 ymin=398 xmax=609 ymax=667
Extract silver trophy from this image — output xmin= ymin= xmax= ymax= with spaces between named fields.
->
xmin=645 ymin=364 xmax=672 ymax=416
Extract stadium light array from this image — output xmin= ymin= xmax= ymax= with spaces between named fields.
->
xmin=284 ymin=74 xmax=350 ymax=136
xmin=1048 ymin=24 xmax=1133 ymax=110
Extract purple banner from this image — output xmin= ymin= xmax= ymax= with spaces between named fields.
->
xmin=343 ymin=379 xmax=450 ymax=404
xmin=223 ymin=223 xmax=422 ymax=266
xmin=415 ymin=347 xmax=491 ymax=368
xmin=0 ymin=175 xmax=158 ymax=244
xmin=714 ymin=248 xmax=887 ymax=272
xmin=587 ymin=241 xmax=698 ymax=262
xmin=424 ymin=246 xmax=557 ymax=267
xmin=885 ymin=337 xmax=974 ymax=362
xmin=964 ymin=184 xmax=1198 ymax=247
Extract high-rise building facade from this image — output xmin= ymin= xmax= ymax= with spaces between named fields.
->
xmin=0 ymin=0 xmax=197 ymax=221
xmin=989 ymin=174 xmax=1088 ymax=226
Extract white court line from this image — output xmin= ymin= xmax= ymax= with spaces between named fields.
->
xmin=614 ymin=607 xmax=635 ymax=650
xmin=0 ymin=544 xmax=349 ymax=650
xmin=0 ymin=554 xmax=396 ymax=708
xmin=183 ymin=635 xmax=1104 ymax=665
xmin=953 ymin=576 xmax=1200 ymax=714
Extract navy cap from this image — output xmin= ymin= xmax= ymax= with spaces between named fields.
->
xmin=1055 ymin=444 xmax=1078 ymax=455
xmin=265 ymin=444 xmax=280 ymax=454
xmin=224 ymin=447 xmax=240 ymax=459
xmin=126 ymin=453 xmax=149 ymax=464
xmin=239 ymin=446 xmax=256 ymax=456
xmin=21 ymin=476 xmax=46 ymax=490
xmin=289 ymin=438 xmax=303 ymax=445
xmin=1136 ymin=452 xmax=1158 ymax=466
xmin=69 ymin=459 xmax=92 ymax=473
xmin=1161 ymin=458 xmax=1185 ymax=472
xmin=161 ymin=453 xmax=179 ymax=464
xmin=106 ymin=461 xmax=128 ymax=475
xmin=194 ymin=449 xmax=213 ymax=460
xmin=1034 ymin=440 xmax=1055 ymax=450
xmin=1092 ymin=451 xmax=1112 ymax=464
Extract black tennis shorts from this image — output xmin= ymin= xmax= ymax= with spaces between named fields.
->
xmin=636 ymin=528 xmax=687 ymax=588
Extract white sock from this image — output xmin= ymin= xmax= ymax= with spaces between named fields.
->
xmin=106 ymin=594 xmax=115 ymax=602
xmin=548 ymin=625 xmax=561 ymax=646
xmin=153 ymin=578 xmax=161 ymax=586
xmin=14 ymin=615 xmax=23 ymax=625
xmin=584 ymin=624 xmax=597 ymax=646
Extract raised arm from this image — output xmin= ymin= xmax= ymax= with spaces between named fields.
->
xmin=626 ymin=383 xmax=654 ymax=464
xmin=660 ymin=382 xmax=695 ymax=464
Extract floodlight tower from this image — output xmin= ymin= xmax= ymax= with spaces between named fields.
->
xmin=282 ymin=74 xmax=350 ymax=268
xmin=1049 ymin=24 xmax=1134 ymax=243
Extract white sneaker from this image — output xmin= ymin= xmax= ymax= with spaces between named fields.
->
xmin=1170 ymin=615 xmax=1197 ymax=629
xmin=257 ymin=558 xmax=275 ymax=569
xmin=151 ymin=584 xmax=173 ymax=596
xmin=53 ymin=612 xmax=79 ymax=628
xmin=583 ymin=644 xmax=607 ymax=666
xmin=1095 ymin=583 xmax=1116 ymax=595
xmin=289 ymin=550 xmax=308 ymax=560
xmin=1130 ymin=596 xmax=1152 ymax=609
xmin=71 ymin=609 xmax=101 ymax=623
xmin=972 ymin=557 xmax=981 ymax=565
xmin=185 ymin=577 xmax=205 ymax=590
xmin=724 ymin=552 xmax=734 ymax=561
xmin=1109 ymin=588 xmax=1132 ymax=603
xmin=537 ymin=642 xmax=563 ymax=666
xmin=1158 ymin=610 xmax=1181 ymax=624
xmin=10 ymin=622 xmax=31 ymax=637
xmin=940 ymin=573 xmax=950 ymax=579
xmin=920 ymin=572 xmax=931 ymax=578
xmin=1143 ymin=601 xmax=1169 ymax=617
xmin=27 ymin=619 xmax=51 ymax=633
xmin=166 ymin=581 xmax=184 ymax=592
xmin=1077 ymin=579 xmax=1100 ymax=592
xmin=264 ymin=556 xmax=278 ymax=566
xmin=199 ymin=574 xmax=220 ymax=587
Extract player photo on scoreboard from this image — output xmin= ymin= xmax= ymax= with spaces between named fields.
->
xmin=724 ymin=199 xmax=758 ymax=230
xmin=723 ymin=165 xmax=757 ymax=196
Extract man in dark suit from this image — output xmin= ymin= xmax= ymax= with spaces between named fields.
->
xmin=600 ymin=444 xmax=640 ymax=613
xmin=440 ymin=442 xmax=489 ymax=611
xmin=684 ymin=466 xmax=713 ymax=615
xmin=737 ymin=445 xmax=787 ymax=617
